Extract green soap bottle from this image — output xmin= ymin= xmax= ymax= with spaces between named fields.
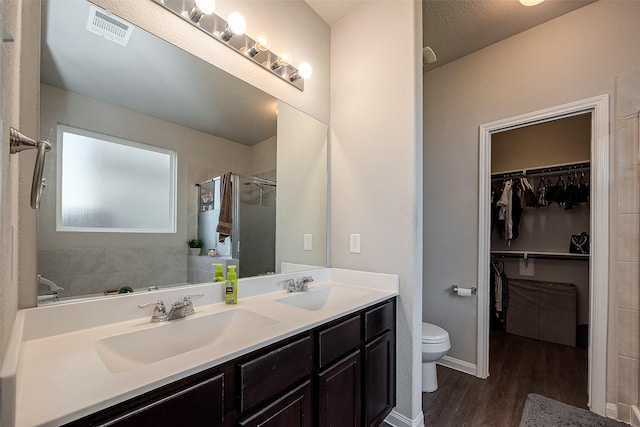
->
xmin=224 ymin=265 xmax=237 ymax=304
xmin=213 ymin=263 xmax=225 ymax=282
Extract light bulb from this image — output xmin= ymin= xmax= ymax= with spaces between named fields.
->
xmin=519 ymin=0 xmax=544 ymax=6
xmin=297 ymin=62 xmax=312 ymax=79
xmin=188 ymin=0 xmax=215 ymax=23
xmin=195 ymin=0 xmax=216 ymax=14
xmin=227 ymin=12 xmax=246 ymax=35
xmin=271 ymin=50 xmax=292 ymax=71
xmin=289 ymin=62 xmax=312 ymax=82
xmin=220 ymin=12 xmax=246 ymax=41
xmin=247 ymin=33 xmax=270 ymax=57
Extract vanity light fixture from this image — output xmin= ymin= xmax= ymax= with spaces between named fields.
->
xmin=151 ymin=0 xmax=310 ymax=91
xmin=187 ymin=0 xmax=216 ymax=23
xmin=246 ymin=33 xmax=270 ymax=57
xmin=220 ymin=12 xmax=246 ymax=41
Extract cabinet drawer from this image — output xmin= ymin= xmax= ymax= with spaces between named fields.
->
xmin=318 ymin=314 xmax=361 ymax=367
xmin=364 ymin=301 xmax=394 ymax=341
xmin=65 ymin=372 xmax=225 ymax=427
xmin=239 ymin=380 xmax=313 ymax=427
xmin=239 ymin=336 xmax=313 ymax=413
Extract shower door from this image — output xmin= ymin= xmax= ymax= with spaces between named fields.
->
xmin=231 ymin=175 xmax=276 ymax=277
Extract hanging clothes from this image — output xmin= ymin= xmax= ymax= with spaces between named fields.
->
xmin=521 ymin=177 xmax=538 ymax=207
xmin=496 ymin=180 xmax=513 ymax=240
xmin=490 ymin=258 xmax=509 ymax=331
xmin=511 ymin=183 xmax=523 ymax=240
xmin=495 ymin=179 xmax=522 ymax=241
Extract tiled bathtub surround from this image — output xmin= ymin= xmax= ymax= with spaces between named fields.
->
xmin=613 ymin=70 xmax=640 ymax=423
xmin=38 ymin=246 xmax=188 ymax=297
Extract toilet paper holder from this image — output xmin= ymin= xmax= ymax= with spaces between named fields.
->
xmin=451 ymin=285 xmax=477 ymax=295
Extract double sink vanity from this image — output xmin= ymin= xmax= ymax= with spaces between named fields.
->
xmin=1 ymin=268 xmax=398 ymax=426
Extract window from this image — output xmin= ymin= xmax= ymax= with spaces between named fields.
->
xmin=57 ymin=125 xmax=177 ymax=233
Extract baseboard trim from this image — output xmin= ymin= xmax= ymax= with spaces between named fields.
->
xmin=438 ymin=355 xmax=477 ymax=376
xmin=631 ymin=405 xmax=640 ymax=426
xmin=605 ymin=402 xmax=618 ymax=420
xmin=385 ymin=409 xmax=425 ymax=427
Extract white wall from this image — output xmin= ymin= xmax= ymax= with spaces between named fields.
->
xmin=331 ymin=1 xmax=424 ymax=424
xmin=276 ymin=101 xmax=327 ymax=271
xmin=423 ymin=0 xmax=640 ymax=421
xmin=0 ymin=0 xmax=40 ymax=358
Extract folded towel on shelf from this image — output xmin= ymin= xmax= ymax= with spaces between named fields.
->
xmin=216 ymin=172 xmax=233 ymax=243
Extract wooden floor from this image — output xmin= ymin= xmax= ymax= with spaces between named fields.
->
xmin=421 ymin=330 xmax=588 ymax=427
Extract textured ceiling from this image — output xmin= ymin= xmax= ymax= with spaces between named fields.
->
xmin=306 ymin=0 xmax=596 ymax=70
xmin=422 ymin=0 xmax=596 ymax=71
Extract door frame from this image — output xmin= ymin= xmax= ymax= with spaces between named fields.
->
xmin=476 ymin=95 xmax=609 ymax=415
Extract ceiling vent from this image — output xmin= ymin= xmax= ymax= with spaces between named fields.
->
xmin=86 ymin=6 xmax=133 ymax=46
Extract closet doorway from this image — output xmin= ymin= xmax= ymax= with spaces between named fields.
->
xmin=477 ymin=96 xmax=610 ymax=415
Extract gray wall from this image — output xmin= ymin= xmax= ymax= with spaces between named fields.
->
xmin=423 ymin=0 xmax=640 ymax=421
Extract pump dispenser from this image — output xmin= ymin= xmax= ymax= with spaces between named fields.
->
xmin=213 ymin=263 xmax=225 ymax=282
xmin=224 ymin=265 xmax=237 ymax=304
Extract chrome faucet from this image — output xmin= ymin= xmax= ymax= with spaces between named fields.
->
xmin=284 ymin=276 xmax=314 ymax=293
xmin=167 ymin=294 xmax=204 ymax=320
xmin=137 ymin=300 xmax=167 ymax=322
xmin=138 ymin=294 xmax=204 ymax=322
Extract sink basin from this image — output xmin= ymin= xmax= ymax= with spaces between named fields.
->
xmin=274 ymin=286 xmax=369 ymax=311
xmin=95 ymin=309 xmax=278 ymax=373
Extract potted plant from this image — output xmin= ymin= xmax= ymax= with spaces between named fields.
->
xmin=188 ymin=238 xmax=203 ymax=255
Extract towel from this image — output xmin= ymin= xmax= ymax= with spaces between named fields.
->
xmin=216 ymin=172 xmax=233 ymax=243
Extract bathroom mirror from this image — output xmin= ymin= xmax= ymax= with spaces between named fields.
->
xmin=37 ymin=0 xmax=327 ymax=302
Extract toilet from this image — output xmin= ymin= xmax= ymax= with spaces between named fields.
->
xmin=421 ymin=322 xmax=451 ymax=392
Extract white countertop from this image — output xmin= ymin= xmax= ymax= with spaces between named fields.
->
xmin=1 ymin=268 xmax=398 ymax=427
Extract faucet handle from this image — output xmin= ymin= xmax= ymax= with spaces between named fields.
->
xmin=296 ymin=276 xmax=313 ymax=291
xmin=183 ymin=294 xmax=205 ymax=302
xmin=283 ymin=279 xmax=297 ymax=293
xmin=183 ymin=294 xmax=204 ymax=316
xmin=138 ymin=300 xmax=167 ymax=322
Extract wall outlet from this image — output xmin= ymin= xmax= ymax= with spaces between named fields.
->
xmin=304 ymin=234 xmax=312 ymax=251
xmin=349 ymin=234 xmax=361 ymax=254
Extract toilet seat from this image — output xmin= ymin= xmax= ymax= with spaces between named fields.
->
xmin=422 ymin=322 xmax=449 ymax=344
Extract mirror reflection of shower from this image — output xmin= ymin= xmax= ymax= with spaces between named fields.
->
xmin=196 ymin=174 xmax=276 ymax=278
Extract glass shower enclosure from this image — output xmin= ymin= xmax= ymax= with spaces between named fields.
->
xmin=197 ymin=174 xmax=276 ymax=278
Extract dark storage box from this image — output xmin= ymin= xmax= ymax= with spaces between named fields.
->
xmin=506 ymin=279 xmax=577 ymax=346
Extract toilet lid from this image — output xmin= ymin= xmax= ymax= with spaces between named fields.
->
xmin=422 ymin=322 xmax=449 ymax=344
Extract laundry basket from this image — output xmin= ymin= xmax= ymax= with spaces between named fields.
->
xmin=506 ymin=279 xmax=577 ymax=346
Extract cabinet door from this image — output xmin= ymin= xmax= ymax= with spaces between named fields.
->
xmin=93 ymin=373 xmax=224 ymax=427
xmin=318 ymin=350 xmax=361 ymax=427
xmin=239 ymin=380 xmax=313 ymax=427
xmin=364 ymin=332 xmax=395 ymax=427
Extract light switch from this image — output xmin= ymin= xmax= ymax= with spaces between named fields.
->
xmin=304 ymin=234 xmax=312 ymax=251
xmin=350 ymin=234 xmax=361 ymax=254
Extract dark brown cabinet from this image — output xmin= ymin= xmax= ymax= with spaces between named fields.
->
xmin=64 ymin=368 xmax=227 ymax=427
xmin=318 ymin=350 xmax=362 ymax=427
xmin=239 ymin=380 xmax=313 ymax=427
xmin=364 ymin=332 xmax=395 ymax=427
xmin=64 ymin=297 xmax=396 ymax=427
